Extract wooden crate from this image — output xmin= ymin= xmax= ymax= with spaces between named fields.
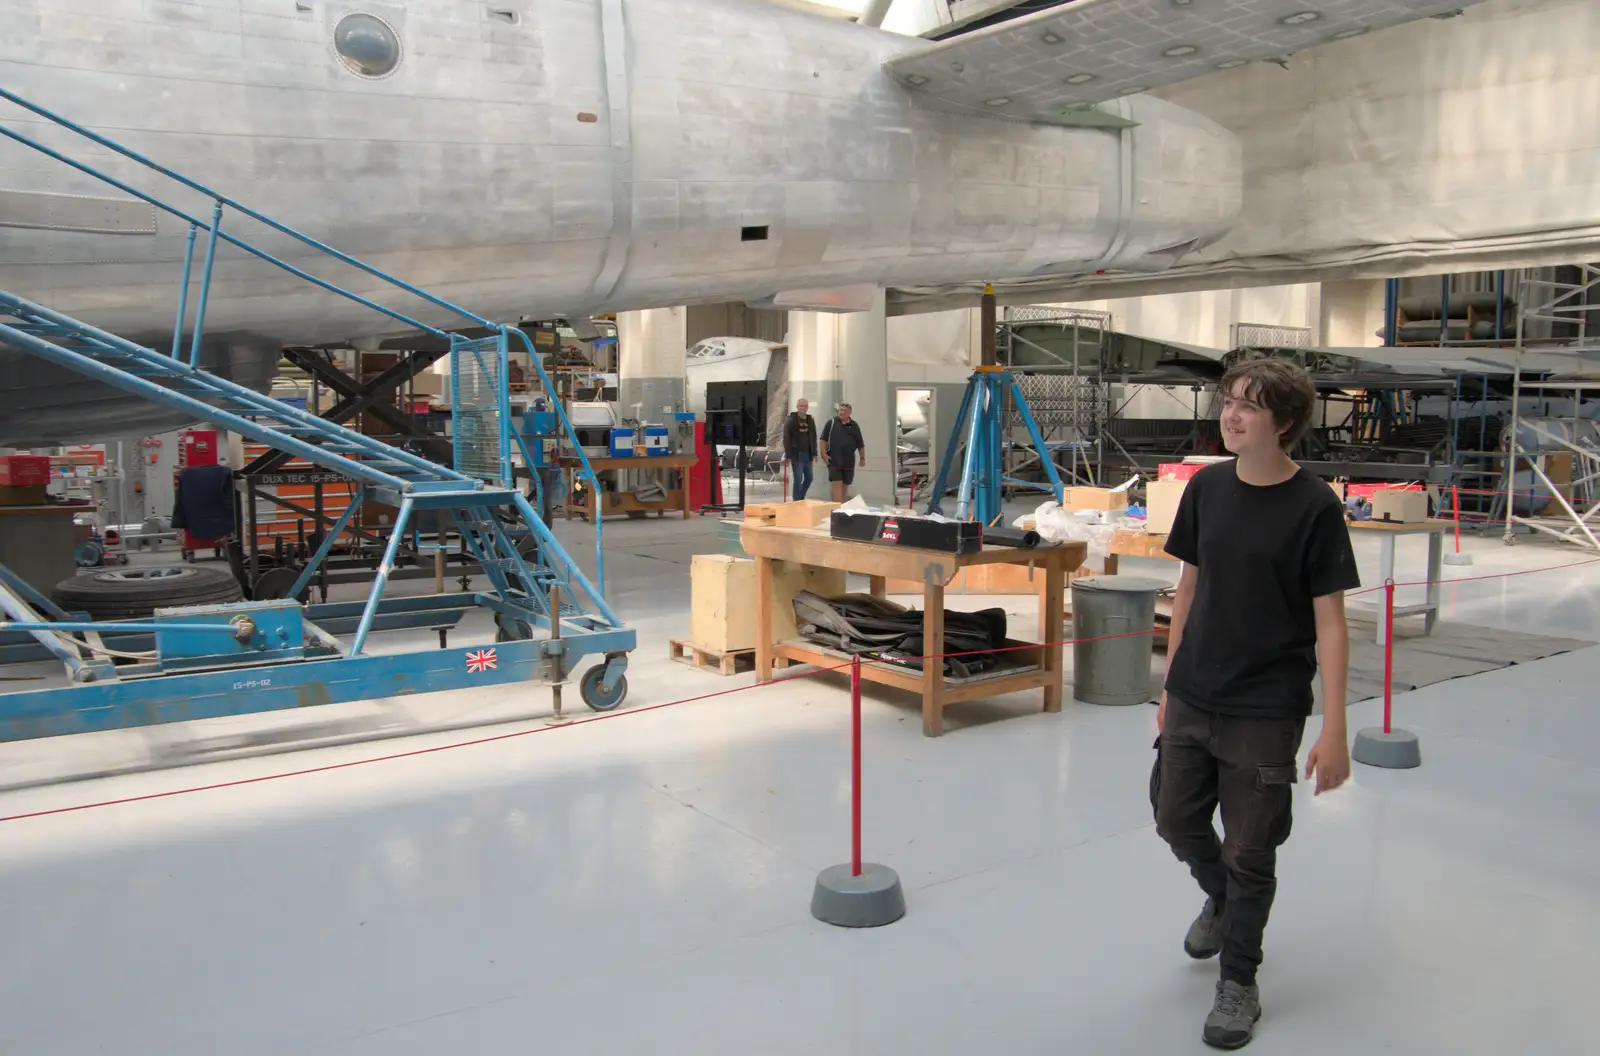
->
xmin=690 ymin=554 xmax=758 ymax=654
xmin=669 ymin=637 xmax=756 ymax=676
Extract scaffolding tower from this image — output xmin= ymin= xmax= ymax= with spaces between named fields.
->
xmin=997 ymin=306 xmax=1110 ymax=487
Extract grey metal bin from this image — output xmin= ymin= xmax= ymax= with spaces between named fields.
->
xmin=1069 ymin=575 xmax=1167 ymax=706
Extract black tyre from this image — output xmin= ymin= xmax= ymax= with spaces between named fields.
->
xmin=251 ymin=565 xmax=310 ymax=604
xmin=51 ymin=565 xmax=244 ymax=621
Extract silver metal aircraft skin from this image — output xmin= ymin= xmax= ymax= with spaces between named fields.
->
xmin=0 ymin=0 xmax=1242 ymax=331
xmin=1 ymin=0 xmax=1247 ymax=443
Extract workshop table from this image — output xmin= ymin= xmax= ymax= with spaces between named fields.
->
xmin=558 ymin=454 xmax=698 ymax=521
xmin=739 ymin=524 xmax=1087 ymax=736
xmin=1349 ymin=518 xmax=1455 ymax=646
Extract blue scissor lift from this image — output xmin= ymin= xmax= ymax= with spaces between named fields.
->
xmin=0 ymin=88 xmax=633 ymax=741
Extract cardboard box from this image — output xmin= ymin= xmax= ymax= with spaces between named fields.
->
xmin=1158 ymin=463 xmax=1204 ymax=482
xmin=0 ymin=484 xmax=49 ymax=507
xmin=773 ymin=499 xmax=838 ymax=529
xmin=690 ymin=554 xmax=758 ymax=654
xmin=0 ymin=455 xmax=51 ymax=487
xmin=1327 ymin=480 xmax=1347 ymax=503
xmin=1370 ymin=488 xmax=1430 ymax=524
xmin=1066 ymin=486 xmax=1128 ymax=512
xmin=1145 ymin=479 xmax=1188 ymax=535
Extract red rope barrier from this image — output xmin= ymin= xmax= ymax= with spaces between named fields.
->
xmin=850 ymin=654 xmax=862 ymax=878
xmin=1451 ymin=485 xmax=1463 ymax=555
xmin=1382 ymin=580 xmax=1396 ymax=735
xmin=3 ymin=550 xmax=1598 ymax=826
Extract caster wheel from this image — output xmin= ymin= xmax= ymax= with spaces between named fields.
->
xmin=495 ymin=619 xmax=531 ymax=643
xmin=578 ymin=664 xmax=628 ymax=712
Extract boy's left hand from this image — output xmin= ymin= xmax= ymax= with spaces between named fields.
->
xmin=1305 ymin=734 xmax=1351 ymax=795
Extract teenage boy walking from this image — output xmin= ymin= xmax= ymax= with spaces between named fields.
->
xmin=1155 ymin=357 xmax=1359 ymax=1049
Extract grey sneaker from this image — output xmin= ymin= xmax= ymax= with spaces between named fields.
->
xmin=1184 ymin=897 xmax=1223 ymax=959
xmin=1202 ymin=979 xmax=1262 ymax=1049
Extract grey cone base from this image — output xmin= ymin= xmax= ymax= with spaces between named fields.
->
xmin=1442 ymin=551 xmax=1474 ymax=566
xmin=811 ymin=863 xmax=906 ymax=928
xmin=1352 ymin=726 xmax=1421 ymax=769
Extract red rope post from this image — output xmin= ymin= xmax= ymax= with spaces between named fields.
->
xmin=1451 ymin=485 xmax=1463 ymax=554
xmin=850 ymin=653 xmax=863 ymax=877
xmin=1383 ymin=579 xmax=1396 ymax=735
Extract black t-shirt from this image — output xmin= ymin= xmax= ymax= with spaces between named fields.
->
xmin=822 ymin=417 xmax=864 ymax=467
xmin=1163 ymin=461 xmax=1360 ymax=718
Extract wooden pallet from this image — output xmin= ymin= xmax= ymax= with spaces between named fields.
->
xmin=668 ymin=638 xmax=756 ymax=676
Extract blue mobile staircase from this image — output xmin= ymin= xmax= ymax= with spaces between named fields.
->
xmin=0 ymin=88 xmax=632 ymax=738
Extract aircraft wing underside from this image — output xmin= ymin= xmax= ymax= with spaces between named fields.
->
xmin=885 ymin=0 xmax=1489 ymax=126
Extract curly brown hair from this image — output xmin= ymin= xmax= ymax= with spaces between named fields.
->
xmin=1220 ymin=357 xmax=1317 ymax=450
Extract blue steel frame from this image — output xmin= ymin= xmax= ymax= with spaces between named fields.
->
xmin=0 ymin=87 xmax=636 ymax=740
xmin=0 ymin=624 xmax=635 ymax=743
xmin=0 ymin=86 xmax=608 ymax=581
xmin=925 ymin=368 xmax=1066 ymax=526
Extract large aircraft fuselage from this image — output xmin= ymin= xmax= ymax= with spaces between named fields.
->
xmin=0 ymin=0 xmax=1240 ymax=444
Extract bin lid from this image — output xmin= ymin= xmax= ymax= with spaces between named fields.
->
xmin=1071 ymin=575 xmax=1169 ymax=593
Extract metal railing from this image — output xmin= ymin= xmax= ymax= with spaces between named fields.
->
xmin=0 ymin=86 xmax=608 ymax=587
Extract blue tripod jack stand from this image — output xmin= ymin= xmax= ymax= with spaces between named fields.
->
xmin=925 ymin=366 xmax=1067 ymax=527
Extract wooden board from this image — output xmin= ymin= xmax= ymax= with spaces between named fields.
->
xmin=669 ymin=638 xmax=755 ymax=676
xmin=1110 ymin=528 xmax=1172 ymax=559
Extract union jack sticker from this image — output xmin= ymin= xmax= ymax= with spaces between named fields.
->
xmin=465 ymin=648 xmax=498 ymax=673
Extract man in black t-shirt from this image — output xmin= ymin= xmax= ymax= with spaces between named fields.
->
xmin=1155 ymin=358 xmax=1359 ymax=1050
xmin=781 ymin=398 xmax=818 ymax=501
xmin=820 ymin=403 xmax=866 ymax=502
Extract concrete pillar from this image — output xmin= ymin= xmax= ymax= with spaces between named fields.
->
xmin=789 ymin=293 xmax=894 ymax=505
xmin=838 ymin=290 xmax=894 ymax=506
xmin=786 ymin=309 xmax=844 ymax=414
xmin=1318 ymin=280 xmax=1387 ymax=347
xmin=616 ymin=307 xmax=687 ymax=419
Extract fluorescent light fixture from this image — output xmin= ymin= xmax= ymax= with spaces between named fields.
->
xmin=1281 ymin=11 xmax=1321 ymax=25
xmin=1042 ymin=31 xmax=1063 ymax=44
xmin=1332 ymin=27 xmax=1369 ymax=39
xmin=1162 ymin=44 xmax=1198 ymax=57
xmin=905 ymin=74 xmax=928 ymax=85
xmin=1119 ymin=85 xmax=1148 ymax=95
xmin=1065 ymin=72 xmax=1097 ymax=84
xmin=1216 ymin=59 xmax=1248 ymax=69
xmin=985 ymin=96 xmax=1012 ymax=106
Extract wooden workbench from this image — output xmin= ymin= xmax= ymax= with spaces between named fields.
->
xmin=1349 ymin=518 xmax=1456 ymax=645
xmin=739 ymin=524 xmax=1087 ymax=737
xmin=558 ymin=453 xmax=698 ymax=521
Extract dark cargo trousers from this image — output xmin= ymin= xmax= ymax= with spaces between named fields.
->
xmin=1152 ymin=694 xmax=1306 ymax=987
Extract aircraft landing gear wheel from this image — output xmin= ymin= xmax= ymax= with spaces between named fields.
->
xmin=579 ymin=664 xmax=627 ymax=712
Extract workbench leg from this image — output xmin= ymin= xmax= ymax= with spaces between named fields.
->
xmin=868 ymin=575 xmax=887 ymax=600
xmin=681 ymin=469 xmax=692 ymax=519
xmin=1103 ymin=553 xmax=1120 ymax=576
xmin=1376 ymin=535 xmax=1396 ymax=646
xmin=755 ymin=556 xmax=774 ymax=683
xmin=1425 ymin=530 xmax=1443 ymax=636
xmin=922 ymin=579 xmax=945 ymax=737
xmin=1043 ymin=561 xmax=1064 ymax=714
